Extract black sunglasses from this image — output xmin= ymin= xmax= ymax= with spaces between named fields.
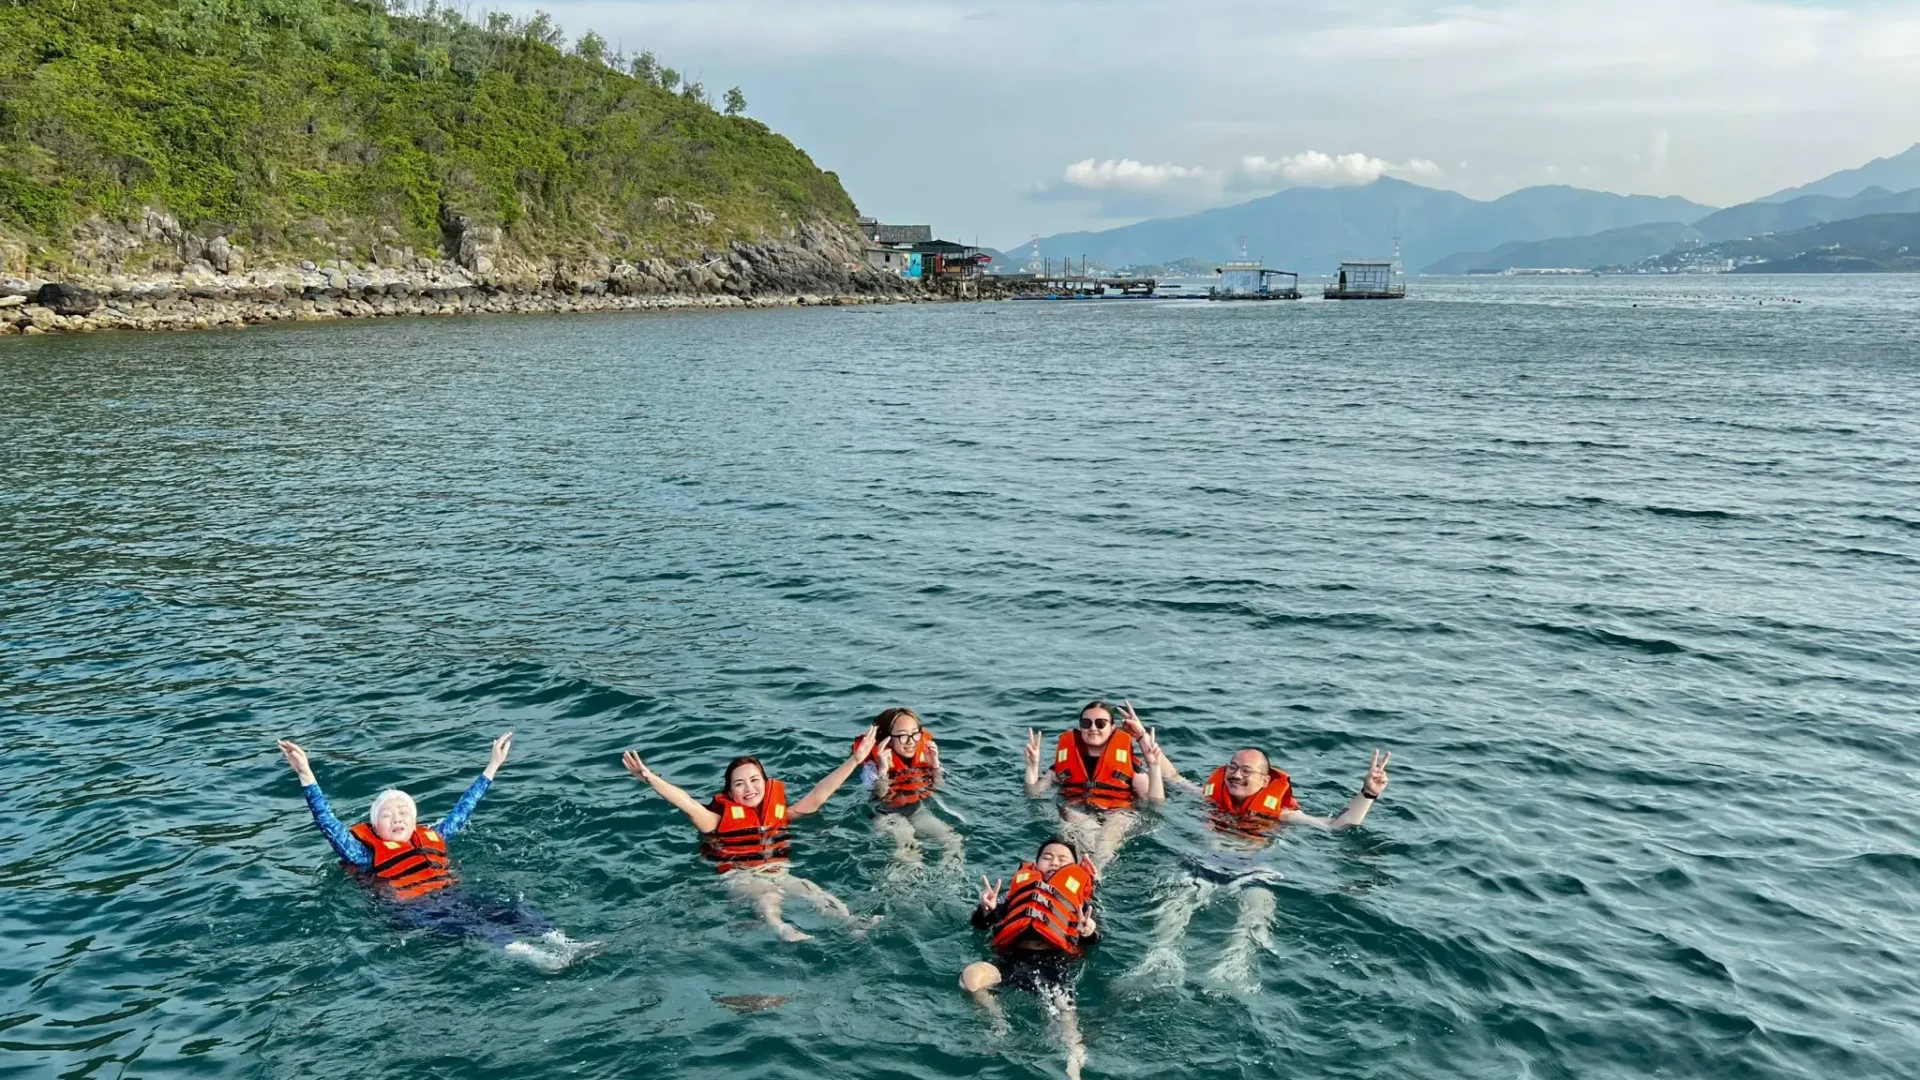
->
xmin=1078 ymin=715 xmax=1113 ymax=730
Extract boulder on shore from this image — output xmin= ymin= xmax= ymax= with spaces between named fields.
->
xmin=37 ymin=283 xmax=101 ymax=316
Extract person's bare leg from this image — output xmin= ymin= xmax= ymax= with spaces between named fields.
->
xmin=1088 ymin=809 xmax=1136 ymax=873
xmin=1130 ymin=875 xmax=1211 ymax=984
xmin=959 ymin=962 xmax=1008 ymax=1034
xmin=729 ymin=870 xmax=808 ymax=942
xmin=1209 ymin=883 xmax=1277 ymax=990
xmin=911 ymin=807 xmax=965 ymax=872
xmin=875 ymin=811 xmax=920 ymax=865
xmin=779 ymin=873 xmax=853 ymax=919
xmin=1044 ymin=985 xmax=1087 ymax=1080
xmin=1058 ymin=807 xmax=1098 ymax=857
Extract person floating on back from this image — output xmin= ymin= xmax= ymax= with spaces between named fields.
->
xmin=276 ymin=732 xmax=596 ymax=971
xmin=1024 ymin=699 xmax=1165 ymax=871
xmin=1135 ymin=747 xmax=1392 ymax=990
xmin=866 ymin=707 xmax=964 ymax=872
xmin=621 ymin=729 xmax=878 ymax=942
xmin=961 ymin=837 xmax=1101 ymax=1080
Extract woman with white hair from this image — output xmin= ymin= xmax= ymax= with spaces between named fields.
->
xmin=277 ymin=731 xmax=594 ymax=971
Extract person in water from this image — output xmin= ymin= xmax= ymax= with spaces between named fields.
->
xmin=1024 ymin=699 xmax=1164 ymax=871
xmin=866 ymin=707 xmax=964 ymax=871
xmin=276 ymin=732 xmax=595 ymax=971
xmin=621 ymin=730 xmax=879 ymax=942
xmin=961 ymin=837 xmax=1100 ymax=1080
xmin=1135 ymin=747 xmax=1392 ymax=989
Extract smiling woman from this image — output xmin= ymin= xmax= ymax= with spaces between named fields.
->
xmin=621 ymin=729 xmax=880 ymax=942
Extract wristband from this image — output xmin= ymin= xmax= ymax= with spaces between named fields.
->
xmin=1361 ymin=788 xmax=1379 ymax=800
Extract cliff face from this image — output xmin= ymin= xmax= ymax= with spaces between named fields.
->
xmin=0 ymin=0 xmax=913 ymax=324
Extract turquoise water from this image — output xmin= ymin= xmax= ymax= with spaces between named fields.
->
xmin=4 ymin=276 xmax=1918 ymax=1079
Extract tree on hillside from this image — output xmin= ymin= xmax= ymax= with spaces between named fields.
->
xmin=630 ymin=49 xmax=657 ymax=83
xmin=723 ymin=86 xmax=746 ymax=116
xmin=658 ymin=66 xmax=680 ymax=92
xmin=573 ymin=30 xmax=606 ymax=65
xmin=521 ymin=11 xmax=564 ymax=47
xmin=681 ymin=81 xmax=707 ymax=107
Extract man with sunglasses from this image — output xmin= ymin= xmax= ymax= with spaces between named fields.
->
xmin=1133 ymin=745 xmax=1391 ymax=990
xmin=1024 ymin=699 xmax=1165 ymax=871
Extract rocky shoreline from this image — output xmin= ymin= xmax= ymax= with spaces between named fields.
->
xmin=0 ymin=211 xmax=1018 ymax=337
xmin=0 ymin=273 xmax=924 ymax=337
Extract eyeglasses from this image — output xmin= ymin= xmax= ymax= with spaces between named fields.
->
xmin=891 ymin=729 xmax=922 ymax=742
xmin=1078 ymin=715 xmax=1113 ymax=730
xmin=1223 ymin=764 xmax=1265 ymax=778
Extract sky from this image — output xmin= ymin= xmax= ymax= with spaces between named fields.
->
xmin=482 ymin=0 xmax=1920 ymax=249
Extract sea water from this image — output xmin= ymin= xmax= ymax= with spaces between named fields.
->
xmin=3 ymin=276 xmax=1917 ymax=1079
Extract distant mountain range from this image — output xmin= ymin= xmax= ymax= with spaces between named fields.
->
xmin=1013 ymin=178 xmax=1714 ymax=275
xmin=1758 ymin=144 xmax=1920 ymax=203
xmin=1427 ymin=184 xmax=1920 ymax=274
xmin=1013 ymin=142 xmax=1920 ymax=277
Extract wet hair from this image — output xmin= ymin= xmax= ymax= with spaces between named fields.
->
xmin=1037 ymin=835 xmax=1081 ymax=863
xmin=723 ymin=756 xmax=767 ymax=790
xmin=368 ymin=789 xmax=415 ymax=826
xmin=1078 ymin=699 xmax=1114 ymax=720
xmin=873 ymin=707 xmax=920 ymax=736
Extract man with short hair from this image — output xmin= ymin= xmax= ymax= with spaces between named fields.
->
xmin=1135 ymin=746 xmax=1390 ymax=989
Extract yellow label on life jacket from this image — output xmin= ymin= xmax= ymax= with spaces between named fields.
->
xmin=1115 ymin=749 xmax=1129 ymax=764
xmin=1065 ymin=877 xmax=1081 ymax=894
xmin=1015 ymin=872 xmax=1032 ymax=883
xmin=382 ymin=840 xmax=402 ymax=850
xmin=730 ymin=806 xmax=746 ymax=819
xmin=773 ymin=804 xmax=786 ymax=820
xmin=1263 ymin=795 xmax=1279 ymax=810
xmin=1205 ymin=783 xmax=1216 ymax=796
xmin=1057 ymin=749 xmax=1068 ymax=763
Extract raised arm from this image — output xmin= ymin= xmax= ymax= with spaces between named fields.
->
xmin=1134 ymin=728 xmax=1167 ymax=805
xmin=623 ymin=750 xmax=721 ymax=834
xmin=1023 ymin=729 xmax=1051 ymax=797
xmin=1120 ymin=701 xmax=1196 ymax=792
xmin=435 ymin=731 xmax=512 ymax=839
xmin=791 ymin=727 xmax=879 ymax=819
xmin=1281 ymin=750 xmax=1391 ymax=831
xmin=279 ymin=740 xmax=371 ymax=868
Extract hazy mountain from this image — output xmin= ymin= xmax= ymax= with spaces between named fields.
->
xmin=1695 ymin=186 xmax=1920 ymax=241
xmin=1759 ymin=143 xmax=1920 ymax=203
xmin=1015 ymin=178 xmax=1716 ymax=273
xmin=1427 ymin=186 xmax=1920 ymax=273
xmin=1423 ymin=221 xmax=1705 ymax=274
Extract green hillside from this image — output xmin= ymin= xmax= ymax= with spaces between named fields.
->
xmin=0 ymin=0 xmax=859 ymax=276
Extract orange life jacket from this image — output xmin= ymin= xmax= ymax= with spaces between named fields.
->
xmin=991 ymin=860 xmax=1095 ymax=957
xmin=1051 ymin=729 xmax=1137 ymax=809
xmin=1202 ymin=766 xmax=1300 ymax=836
xmin=876 ymin=732 xmax=937 ymax=809
xmin=702 ymin=779 xmax=791 ymax=873
xmin=348 ymin=821 xmax=454 ymax=900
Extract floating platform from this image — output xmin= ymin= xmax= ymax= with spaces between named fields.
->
xmin=1321 ymin=286 xmax=1406 ymax=300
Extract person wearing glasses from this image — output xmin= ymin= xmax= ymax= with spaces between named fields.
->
xmin=866 ymin=707 xmax=965 ymax=871
xmin=1024 ymin=699 xmax=1165 ymax=871
xmin=620 ymin=729 xmax=880 ymax=942
xmin=1135 ymin=746 xmax=1391 ymax=989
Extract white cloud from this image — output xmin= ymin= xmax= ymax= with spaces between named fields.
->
xmin=1236 ymin=151 xmax=1443 ymax=188
xmin=1059 ymin=158 xmax=1213 ymax=193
